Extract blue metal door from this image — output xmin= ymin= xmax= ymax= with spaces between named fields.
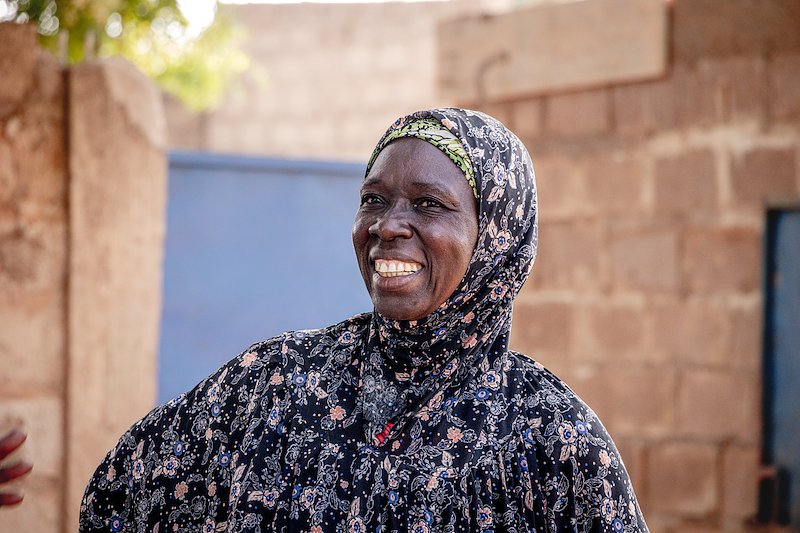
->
xmin=159 ymin=152 xmax=372 ymax=402
xmin=762 ymin=207 xmax=800 ymax=527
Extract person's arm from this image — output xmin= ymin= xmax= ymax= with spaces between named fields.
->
xmin=0 ymin=429 xmax=33 ymax=508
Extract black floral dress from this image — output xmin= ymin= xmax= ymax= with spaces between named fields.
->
xmin=80 ymin=109 xmax=649 ymax=533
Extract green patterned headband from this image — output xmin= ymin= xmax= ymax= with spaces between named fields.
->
xmin=366 ymin=118 xmax=478 ymax=199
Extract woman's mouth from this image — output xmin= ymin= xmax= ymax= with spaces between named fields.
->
xmin=374 ymin=259 xmax=422 ymax=278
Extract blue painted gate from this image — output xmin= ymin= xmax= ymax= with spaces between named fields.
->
xmin=762 ymin=206 xmax=800 ymax=527
xmin=159 ymin=152 xmax=372 ymax=403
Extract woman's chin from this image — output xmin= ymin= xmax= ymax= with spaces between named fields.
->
xmin=370 ymin=274 xmax=434 ymax=321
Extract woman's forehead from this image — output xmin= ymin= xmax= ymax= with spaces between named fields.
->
xmin=364 ymin=139 xmax=473 ymax=196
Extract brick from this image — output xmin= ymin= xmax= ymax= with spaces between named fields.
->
xmin=684 ymin=227 xmax=761 ymax=293
xmin=531 ymin=155 xmax=585 ymax=220
xmin=677 ymin=369 xmax=759 ymax=442
xmin=528 ymin=221 xmax=606 ymax=291
xmin=510 ymin=301 xmax=573 ymax=360
xmin=0 ymin=397 xmax=64 ymax=478
xmin=570 ymin=366 xmax=676 ymax=439
xmin=701 ymin=56 xmax=767 ymax=123
xmin=769 ymin=54 xmax=800 ymax=120
xmin=612 ymin=78 xmax=677 ymax=137
xmin=0 ymin=297 xmax=65 ymax=395
xmin=721 ymin=444 xmax=759 ymax=521
xmin=545 ymin=90 xmax=611 ymax=139
xmin=584 ymin=152 xmax=647 ymax=214
xmin=730 ymin=147 xmax=797 ymax=208
xmin=670 ymin=63 xmax=720 ymax=130
xmin=654 ymin=149 xmax=717 ymax=215
xmin=633 ymin=56 xmax=767 ymax=131
xmin=727 ymin=305 xmax=761 ymax=371
xmin=573 ymin=303 xmax=646 ymax=365
xmin=511 ymin=99 xmax=543 ymax=143
xmin=672 ymin=0 xmax=800 ymax=61
xmin=651 ymin=299 xmax=727 ymax=367
xmin=647 ymin=441 xmax=718 ymax=516
xmin=0 ymin=23 xmax=38 ymax=119
xmin=611 ymin=230 xmax=679 ymax=291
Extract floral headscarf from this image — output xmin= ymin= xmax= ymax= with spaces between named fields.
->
xmin=359 ymin=108 xmax=538 ymax=443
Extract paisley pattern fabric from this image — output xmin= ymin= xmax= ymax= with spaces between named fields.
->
xmin=80 ymin=109 xmax=649 ymax=533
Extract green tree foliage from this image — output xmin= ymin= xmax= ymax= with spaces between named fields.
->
xmin=0 ymin=0 xmax=249 ymax=111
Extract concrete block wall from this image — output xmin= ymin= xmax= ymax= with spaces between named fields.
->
xmin=441 ymin=1 xmax=800 ymax=532
xmin=164 ymin=0 xmax=515 ymax=161
xmin=0 ymin=23 xmax=167 ymax=533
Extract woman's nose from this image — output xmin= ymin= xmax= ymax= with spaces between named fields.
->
xmin=369 ymin=204 xmax=413 ymax=241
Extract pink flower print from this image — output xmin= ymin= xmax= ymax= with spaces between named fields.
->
xmin=492 ymin=230 xmax=513 ymax=252
xmin=488 ymin=280 xmax=509 ymax=302
xmin=482 ymin=370 xmax=501 ymax=390
xmin=477 ymin=506 xmax=493 ymax=528
xmin=601 ymin=497 xmax=616 ymax=522
xmin=338 ymin=330 xmax=356 ymax=344
xmin=447 ymin=428 xmax=463 ymax=443
xmin=174 ymin=481 xmax=188 ymax=500
xmin=330 ymin=406 xmax=346 ymax=421
xmin=558 ymin=422 xmax=576 ymax=444
xmin=240 ymin=351 xmax=257 ymax=368
xmin=132 ymin=459 xmax=145 ymax=480
xmin=599 ymin=449 xmax=612 ymax=467
xmin=348 ymin=517 xmax=365 ymax=533
xmin=462 ymin=333 xmax=478 ymax=349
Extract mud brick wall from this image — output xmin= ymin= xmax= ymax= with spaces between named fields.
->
xmin=0 ymin=23 xmax=167 ymax=533
xmin=435 ymin=1 xmax=800 ymax=532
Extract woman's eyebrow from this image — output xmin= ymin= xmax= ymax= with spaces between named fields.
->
xmin=409 ymin=181 xmax=458 ymax=200
xmin=361 ymin=176 xmax=384 ymax=189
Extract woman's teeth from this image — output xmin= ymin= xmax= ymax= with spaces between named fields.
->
xmin=374 ymin=259 xmax=422 ymax=277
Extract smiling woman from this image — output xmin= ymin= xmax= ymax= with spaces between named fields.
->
xmin=79 ymin=108 xmax=649 ymax=532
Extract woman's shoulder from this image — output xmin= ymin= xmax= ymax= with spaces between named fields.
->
xmin=113 ymin=314 xmax=374 ymax=449
xmin=497 ymin=351 xmax=614 ymax=453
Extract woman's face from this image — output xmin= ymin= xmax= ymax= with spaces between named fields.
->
xmin=353 ymin=138 xmax=479 ymax=321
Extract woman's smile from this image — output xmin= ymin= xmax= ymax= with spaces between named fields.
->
xmin=373 ymin=259 xmax=422 ymax=277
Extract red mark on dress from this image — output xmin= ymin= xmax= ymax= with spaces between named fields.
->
xmin=375 ymin=422 xmax=394 ymax=445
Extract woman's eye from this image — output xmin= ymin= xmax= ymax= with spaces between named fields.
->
xmin=416 ymin=198 xmax=444 ymax=209
xmin=360 ymin=194 xmax=382 ymax=206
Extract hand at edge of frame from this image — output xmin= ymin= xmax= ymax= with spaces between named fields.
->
xmin=0 ymin=429 xmax=33 ymax=508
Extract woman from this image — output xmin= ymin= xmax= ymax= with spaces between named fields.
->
xmin=80 ymin=109 xmax=648 ymax=532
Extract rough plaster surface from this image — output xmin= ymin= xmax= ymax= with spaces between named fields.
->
xmin=438 ymin=0 xmax=668 ymax=102
xmin=1 ymin=24 xmax=168 ymax=531
xmin=0 ymin=23 xmax=38 ymax=120
xmin=66 ymin=58 xmax=167 ymax=530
